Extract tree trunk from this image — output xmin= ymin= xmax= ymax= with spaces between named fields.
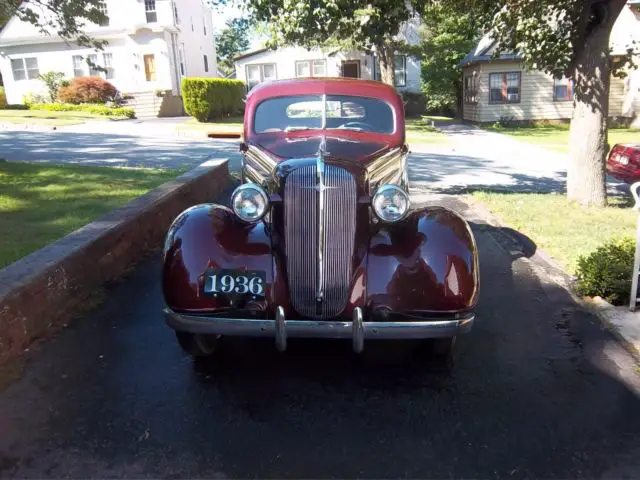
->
xmin=377 ymin=42 xmax=395 ymax=86
xmin=567 ymin=0 xmax=627 ymax=207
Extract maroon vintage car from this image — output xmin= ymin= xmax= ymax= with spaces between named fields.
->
xmin=162 ymin=78 xmax=479 ymax=360
xmin=608 ymin=143 xmax=640 ymax=183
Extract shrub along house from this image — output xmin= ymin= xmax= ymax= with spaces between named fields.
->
xmin=0 ymin=0 xmax=217 ymax=117
xmin=459 ymin=1 xmax=640 ymax=125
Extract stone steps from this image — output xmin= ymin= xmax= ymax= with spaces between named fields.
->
xmin=124 ymin=90 xmax=182 ymax=118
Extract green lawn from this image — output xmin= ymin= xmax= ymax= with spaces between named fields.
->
xmin=488 ymin=124 xmax=639 ymax=153
xmin=471 ymin=191 xmax=635 ymax=273
xmin=0 ymin=161 xmax=180 ymax=268
xmin=0 ymin=109 xmax=118 ymax=126
xmin=406 ymin=117 xmax=451 ymax=145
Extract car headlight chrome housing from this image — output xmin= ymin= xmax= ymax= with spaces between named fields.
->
xmin=231 ymin=183 xmax=269 ymax=222
xmin=372 ymin=184 xmax=410 ymax=222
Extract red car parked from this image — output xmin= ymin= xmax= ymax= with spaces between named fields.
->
xmin=608 ymin=143 xmax=640 ymax=182
xmin=162 ymin=78 xmax=479 ymax=361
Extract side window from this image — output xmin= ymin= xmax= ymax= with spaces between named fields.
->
xmin=246 ymin=64 xmax=277 ymax=90
xmin=554 ymin=77 xmax=573 ymax=101
xmin=394 ymin=55 xmax=407 ymax=87
xmin=11 ymin=57 xmax=39 ymax=80
xmin=489 ymin=72 xmax=521 ymax=104
xmin=464 ymin=75 xmax=478 ymax=104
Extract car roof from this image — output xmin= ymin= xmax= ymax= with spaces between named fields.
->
xmin=246 ymin=77 xmax=403 ymax=105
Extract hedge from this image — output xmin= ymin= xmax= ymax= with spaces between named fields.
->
xmin=181 ymin=77 xmax=244 ymax=121
xmin=28 ymin=103 xmax=135 ymax=118
xmin=0 ymin=87 xmax=6 ymax=108
xmin=576 ymin=237 xmax=634 ymax=306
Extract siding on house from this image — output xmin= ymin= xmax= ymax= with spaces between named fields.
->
xmin=462 ymin=60 xmax=634 ymax=123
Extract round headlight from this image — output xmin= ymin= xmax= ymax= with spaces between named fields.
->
xmin=372 ymin=184 xmax=410 ymax=222
xmin=231 ymin=184 xmax=269 ymax=222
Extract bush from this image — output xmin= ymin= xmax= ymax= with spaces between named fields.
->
xmin=57 ymin=76 xmax=118 ymax=104
xmin=575 ymin=237 xmax=634 ymax=306
xmin=37 ymin=71 xmax=66 ymax=103
xmin=181 ymin=77 xmax=245 ymax=121
xmin=0 ymin=87 xmax=6 ymax=108
xmin=29 ymin=102 xmax=135 ymax=118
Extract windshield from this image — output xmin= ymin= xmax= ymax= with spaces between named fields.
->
xmin=253 ymin=95 xmax=395 ymax=134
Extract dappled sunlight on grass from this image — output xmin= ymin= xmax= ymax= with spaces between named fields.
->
xmin=471 ymin=191 xmax=635 ymax=273
xmin=0 ymin=109 xmax=116 ymax=126
xmin=487 ymin=124 xmax=639 ymax=153
xmin=0 ymin=161 xmax=180 ymax=268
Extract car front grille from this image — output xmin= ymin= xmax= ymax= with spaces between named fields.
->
xmin=284 ymin=165 xmax=357 ymax=319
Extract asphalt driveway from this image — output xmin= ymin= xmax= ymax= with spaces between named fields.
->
xmin=1 ymin=195 xmax=640 ymax=478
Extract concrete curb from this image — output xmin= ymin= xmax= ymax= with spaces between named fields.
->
xmin=0 ymin=159 xmax=230 ymax=366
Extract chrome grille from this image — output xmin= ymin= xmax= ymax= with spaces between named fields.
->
xmin=284 ymin=165 xmax=357 ymax=318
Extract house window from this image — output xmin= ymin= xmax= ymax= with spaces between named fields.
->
xmin=72 ymin=55 xmax=84 ymax=77
xmin=145 ymin=0 xmax=157 ymax=23
xmin=179 ymin=43 xmax=186 ymax=76
xmin=464 ymin=75 xmax=478 ymax=104
xmin=103 ymin=53 xmax=114 ymax=79
xmin=204 ymin=54 xmax=209 ymax=73
xmin=172 ymin=1 xmax=180 ymax=24
xmin=11 ymin=57 xmax=39 ymax=81
xmin=97 ymin=1 xmax=109 ymax=26
xmin=394 ymin=55 xmax=407 ymax=87
xmin=553 ymin=77 xmax=573 ymax=101
xmin=246 ymin=63 xmax=277 ymax=90
xmin=295 ymin=60 xmax=326 ymax=77
xmin=87 ymin=54 xmax=100 ymax=76
xmin=489 ymin=72 xmax=521 ymax=104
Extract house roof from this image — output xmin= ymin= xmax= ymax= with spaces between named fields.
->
xmin=458 ymin=35 xmax=522 ymax=68
xmin=233 ymin=48 xmax=271 ymax=61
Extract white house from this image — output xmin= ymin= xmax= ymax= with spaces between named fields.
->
xmin=233 ymin=20 xmax=422 ymax=94
xmin=0 ymin=0 xmax=217 ymax=116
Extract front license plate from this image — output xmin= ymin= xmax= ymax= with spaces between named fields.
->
xmin=202 ymin=269 xmax=267 ymax=298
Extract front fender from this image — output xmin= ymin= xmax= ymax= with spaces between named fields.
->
xmin=162 ymin=204 xmax=275 ymax=315
xmin=366 ymin=206 xmax=479 ymax=315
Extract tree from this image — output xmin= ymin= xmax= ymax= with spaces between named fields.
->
xmin=1 ymin=0 xmax=108 ymax=49
xmin=414 ymin=3 xmax=482 ymax=115
xmin=453 ymin=0 xmax=635 ymax=206
xmin=215 ymin=17 xmax=251 ymax=76
xmin=246 ymin=0 xmax=414 ymax=85
xmin=36 ymin=71 xmax=65 ymax=102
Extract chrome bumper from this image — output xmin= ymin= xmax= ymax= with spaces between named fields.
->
xmin=164 ymin=307 xmax=474 ymax=353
